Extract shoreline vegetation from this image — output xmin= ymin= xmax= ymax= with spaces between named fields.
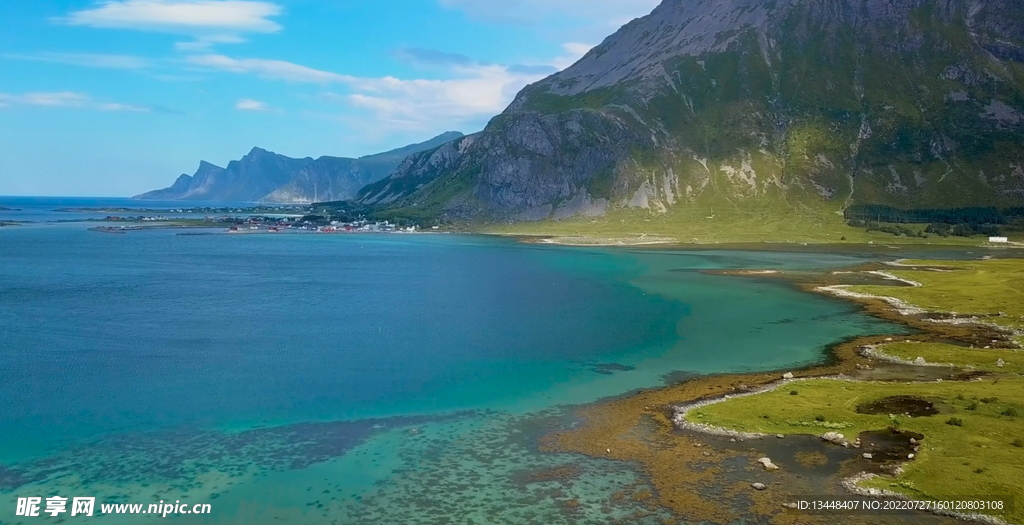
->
xmin=486 ymin=206 xmax=1023 ymax=247
xmin=513 ymin=232 xmax=1024 ymax=249
xmin=541 ymin=258 xmax=1024 ymax=525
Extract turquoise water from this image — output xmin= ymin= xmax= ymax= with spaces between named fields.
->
xmin=0 ymin=211 xmax=907 ymax=524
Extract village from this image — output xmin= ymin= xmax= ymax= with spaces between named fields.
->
xmin=95 ymin=212 xmax=427 ymax=234
xmin=225 ymin=217 xmax=423 ymax=234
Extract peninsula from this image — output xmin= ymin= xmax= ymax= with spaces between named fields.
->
xmin=543 ymin=256 xmax=1024 ymax=524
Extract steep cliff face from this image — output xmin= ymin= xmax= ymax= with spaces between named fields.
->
xmin=134 ymin=161 xmax=227 ymax=201
xmin=263 ymin=131 xmax=465 ymax=203
xmin=134 ymin=148 xmax=312 ymax=202
xmin=135 ymin=132 xmax=464 ymax=203
xmin=363 ymin=0 xmax=1024 ymax=221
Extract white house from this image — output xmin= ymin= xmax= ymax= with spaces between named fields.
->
xmin=989 ymin=236 xmax=1009 ymax=243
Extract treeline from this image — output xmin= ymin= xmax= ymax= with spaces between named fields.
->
xmin=844 ymin=205 xmax=1024 ymax=238
xmin=844 ymin=205 xmax=1024 ymax=225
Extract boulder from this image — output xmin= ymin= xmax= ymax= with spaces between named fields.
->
xmin=862 ymin=453 xmax=873 ymax=459
xmin=821 ymin=432 xmax=847 ymax=445
xmin=757 ymin=457 xmax=780 ymax=471
xmin=752 ymin=483 xmax=767 ymax=491
xmin=914 ymin=357 xmax=927 ymax=365
xmin=782 ymin=372 xmax=795 ymax=379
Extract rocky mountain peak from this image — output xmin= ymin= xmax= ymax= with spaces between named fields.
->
xmin=360 ymin=0 xmax=1024 ymax=223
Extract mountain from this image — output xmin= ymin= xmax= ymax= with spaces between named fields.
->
xmin=134 ymin=132 xmax=464 ymax=203
xmin=261 ymin=132 xmax=463 ymax=203
xmin=355 ymin=0 xmax=1024 ymax=224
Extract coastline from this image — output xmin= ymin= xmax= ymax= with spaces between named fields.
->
xmin=540 ymin=257 xmax=1023 ymax=525
xmin=501 ymin=233 xmax=1024 ymax=256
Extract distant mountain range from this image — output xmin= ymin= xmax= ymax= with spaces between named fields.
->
xmin=133 ymin=132 xmax=464 ymax=203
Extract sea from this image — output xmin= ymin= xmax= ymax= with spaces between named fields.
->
xmin=0 ymin=197 xmax=912 ymax=524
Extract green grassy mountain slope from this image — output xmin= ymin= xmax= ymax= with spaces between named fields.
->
xmin=355 ymin=0 xmax=1024 ymax=234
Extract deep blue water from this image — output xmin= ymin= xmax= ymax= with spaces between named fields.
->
xmin=0 ymin=201 xmax=911 ymax=523
xmin=0 ymin=196 xmax=277 ymax=222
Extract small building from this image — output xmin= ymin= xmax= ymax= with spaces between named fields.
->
xmin=989 ymin=236 xmax=1009 ymax=243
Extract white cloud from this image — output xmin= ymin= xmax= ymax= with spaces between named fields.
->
xmin=350 ymin=65 xmax=538 ymax=118
xmin=19 ymin=92 xmax=91 ymax=107
xmin=235 ymin=98 xmax=268 ymax=111
xmin=186 ymin=54 xmax=352 ymax=83
xmin=0 ymin=92 xmax=149 ymax=112
xmin=99 ymin=102 xmax=150 ymax=112
xmin=3 ymin=52 xmax=150 ymax=69
xmin=330 ymin=64 xmax=549 ymax=133
xmin=58 ymin=0 xmax=282 ymax=43
xmin=175 ymin=41 xmax=212 ymax=51
xmin=550 ymin=42 xmax=594 ymax=70
xmin=188 ymin=52 xmax=548 ymax=132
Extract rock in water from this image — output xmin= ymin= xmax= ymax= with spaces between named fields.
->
xmin=752 ymin=483 xmax=767 ymax=491
xmin=757 ymin=457 xmax=780 ymax=471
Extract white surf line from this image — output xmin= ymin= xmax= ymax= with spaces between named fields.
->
xmin=818 ymin=283 xmax=1024 ymax=344
xmin=840 ymin=473 xmax=1013 ymax=525
xmin=884 ymin=259 xmax=955 ymax=272
xmin=865 ymin=269 xmax=923 ymax=287
xmin=859 ymin=344 xmax=956 ymax=368
xmin=816 ymin=284 xmax=927 ymax=315
xmin=675 ymin=375 xmax=1014 ymax=525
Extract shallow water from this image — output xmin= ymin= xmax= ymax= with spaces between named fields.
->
xmin=0 ymin=212 xmax=909 ymax=523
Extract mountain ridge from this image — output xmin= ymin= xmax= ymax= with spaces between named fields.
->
xmin=134 ymin=131 xmax=464 ymax=203
xmin=354 ymin=0 xmax=1024 ymax=226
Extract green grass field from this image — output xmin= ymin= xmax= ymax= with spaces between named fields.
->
xmin=687 ymin=378 xmax=1024 ymax=522
xmin=485 ymin=205 xmax=1002 ymax=246
xmin=849 ymin=259 xmax=1024 ymax=344
xmin=684 ymin=258 xmax=1024 ymax=522
xmin=875 ymin=341 xmax=1023 ymax=373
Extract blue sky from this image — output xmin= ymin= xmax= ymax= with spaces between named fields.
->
xmin=0 ymin=0 xmax=658 ymax=197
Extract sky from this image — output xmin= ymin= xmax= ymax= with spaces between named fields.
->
xmin=0 ymin=0 xmax=660 ymax=197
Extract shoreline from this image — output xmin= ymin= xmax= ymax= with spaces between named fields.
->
xmin=541 ymin=258 xmax=1023 ymax=525
xmin=500 ymin=233 xmax=1024 ymax=256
